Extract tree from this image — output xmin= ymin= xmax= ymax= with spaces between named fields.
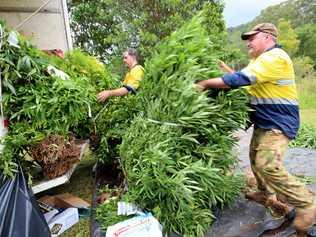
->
xmin=252 ymin=0 xmax=315 ymax=28
xmin=296 ymin=24 xmax=316 ymax=68
xmin=293 ymin=56 xmax=315 ymax=79
xmin=70 ymin=1 xmax=130 ymax=63
xmin=227 ymin=0 xmax=316 ymax=64
xmin=277 ymin=19 xmax=300 ymax=56
xmin=70 ymin=0 xmax=226 ymax=64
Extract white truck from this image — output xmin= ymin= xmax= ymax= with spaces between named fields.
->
xmin=0 ymin=0 xmax=72 ymax=51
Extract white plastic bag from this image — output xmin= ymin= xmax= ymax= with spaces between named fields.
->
xmin=117 ymin=202 xmax=142 ymax=216
xmin=7 ymin=31 xmax=20 ymax=48
xmin=46 ymin=65 xmax=70 ymax=80
xmin=106 ymin=213 xmax=162 ymax=237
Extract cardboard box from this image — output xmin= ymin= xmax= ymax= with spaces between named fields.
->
xmin=39 ymin=192 xmax=90 ymax=209
xmin=48 ymin=208 xmax=79 ymax=237
xmin=38 ymin=193 xmax=90 ymax=236
xmin=44 ymin=209 xmax=59 ymax=223
xmin=37 ymin=200 xmax=59 ymax=223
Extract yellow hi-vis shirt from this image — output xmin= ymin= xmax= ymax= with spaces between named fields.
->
xmin=243 ymin=48 xmax=297 ymax=101
xmin=222 ymin=46 xmax=299 ymax=139
xmin=122 ymin=65 xmax=144 ymax=92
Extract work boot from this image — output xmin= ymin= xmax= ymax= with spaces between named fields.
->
xmin=293 ymin=202 xmax=316 ymax=237
xmin=246 ymin=191 xmax=294 ymax=217
xmin=245 ymin=191 xmax=269 ymax=205
xmin=266 ymin=198 xmax=295 ymax=218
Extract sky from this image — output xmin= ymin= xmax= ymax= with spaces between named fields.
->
xmin=223 ymin=0 xmax=288 ymax=27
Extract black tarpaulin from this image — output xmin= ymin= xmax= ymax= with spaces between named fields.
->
xmin=0 ymin=165 xmax=50 ymax=237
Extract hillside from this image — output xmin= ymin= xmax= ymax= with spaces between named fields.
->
xmin=252 ymin=0 xmax=315 ymax=28
xmin=228 ymin=0 xmax=316 ymax=67
xmin=229 ymin=0 xmax=315 ymax=34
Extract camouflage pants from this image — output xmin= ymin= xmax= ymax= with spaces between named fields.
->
xmin=249 ymin=127 xmax=314 ymax=208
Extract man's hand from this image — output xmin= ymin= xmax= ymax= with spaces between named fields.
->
xmin=196 ymin=81 xmax=207 ymax=91
xmin=97 ymin=87 xmax=129 ymax=102
xmin=218 ymin=60 xmax=235 ymax=73
xmin=97 ymin=90 xmax=112 ymax=102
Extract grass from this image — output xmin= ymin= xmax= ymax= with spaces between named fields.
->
xmin=297 ymin=76 xmax=316 ymax=126
xmin=297 ymin=78 xmax=316 ymax=110
xmin=300 ymin=109 xmax=316 ymax=127
xmin=291 ymin=77 xmax=316 ymax=148
xmin=290 ymin=123 xmax=316 ymax=149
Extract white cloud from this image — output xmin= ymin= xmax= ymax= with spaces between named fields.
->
xmin=223 ymin=0 xmax=288 ymax=27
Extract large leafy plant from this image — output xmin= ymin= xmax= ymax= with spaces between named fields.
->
xmin=0 ymin=25 xmax=112 ymax=177
xmin=96 ymin=13 xmax=250 ymax=236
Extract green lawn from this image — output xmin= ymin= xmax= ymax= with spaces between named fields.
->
xmin=300 ymin=109 xmax=316 ymax=127
xmin=297 ymin=78 xmax=316 ymax=110
xmin=293 ymin=78 xmax=316 ymax=149
xmin=298 ymin=77 xmax=316 ymax=126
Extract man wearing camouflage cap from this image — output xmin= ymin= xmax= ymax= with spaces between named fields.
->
xmin=197 ymin=23 xmax=316 ymax=237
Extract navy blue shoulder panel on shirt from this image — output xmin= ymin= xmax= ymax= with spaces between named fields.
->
xmin=222 ymin=72 xmax=251 ymax=88
xmin=123 ymin=85 xmax=136 ymax=94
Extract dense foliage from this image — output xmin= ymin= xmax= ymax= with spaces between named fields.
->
xmin=251 ymin=0 xmax=315 ymax=28
xmin=96 ymin=13 xmax=250 ymax=236
xmin=0 ymin=26 xmax=112 ymax=177
xmin=45 ymin=49 xmax=120 ymax=137
xmin=70 ymin=0 xmax=227 ymax=64
xmin=295 ymin=24 xmax=316 ymax=67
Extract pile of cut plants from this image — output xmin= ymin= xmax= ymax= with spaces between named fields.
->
xmin=0 ymin=23 xmax=116 ymax=179
xmin=95 ymin=13 xmax=250 ymax=237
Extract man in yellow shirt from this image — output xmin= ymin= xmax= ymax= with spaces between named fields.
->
xmin=197 ymin=23 xmax=315 ymax=237
xmin=97 ymin=48 xmax=144 ymax=102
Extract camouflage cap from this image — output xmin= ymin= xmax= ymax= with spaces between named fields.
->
xmin=241 ymin=23 xmax=278 ymax=40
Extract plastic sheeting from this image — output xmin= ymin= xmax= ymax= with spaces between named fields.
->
xmin=0 ymin=166 xmax=50 ymax=237
xmin=207 ymin=196 xmax=296 ymax=237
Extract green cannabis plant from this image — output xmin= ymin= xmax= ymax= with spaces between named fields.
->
xmin=0 ymin=25 xmax=113 ymax=177
xmin=96 ymin=13 xmax=250 ymax=236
